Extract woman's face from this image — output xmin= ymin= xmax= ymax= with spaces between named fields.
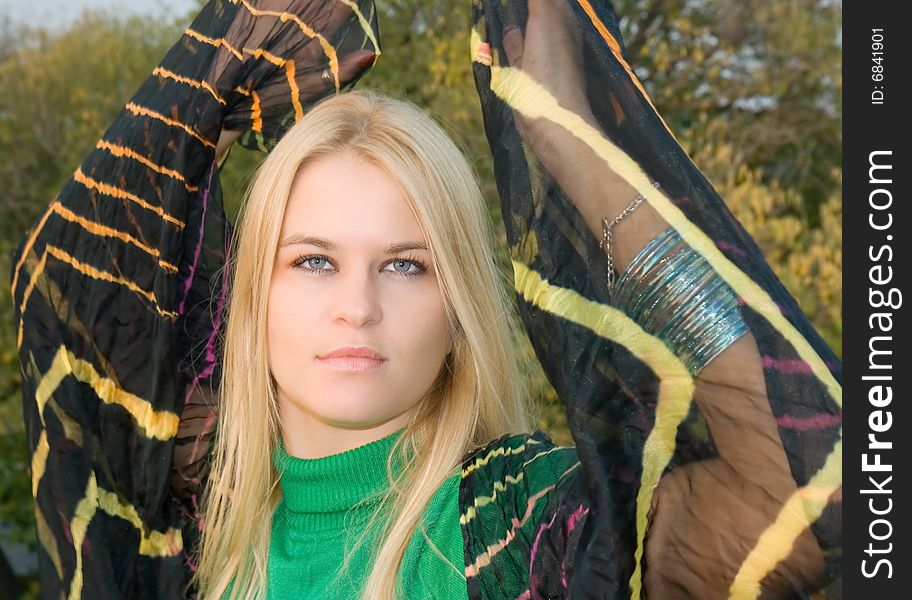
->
xmin=267 ymin=151 xmax=453 ymax=458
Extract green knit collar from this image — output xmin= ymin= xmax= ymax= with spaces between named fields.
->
xmin=274 ymin=428 xmax=405 ymax=526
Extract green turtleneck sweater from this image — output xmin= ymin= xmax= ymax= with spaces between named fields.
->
xmin=266 ymin=429 xmax=467 ymax=599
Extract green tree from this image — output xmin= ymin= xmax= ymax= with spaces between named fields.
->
xmin=614 ymin=0 xmax=841 ymax=219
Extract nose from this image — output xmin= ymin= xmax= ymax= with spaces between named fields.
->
xmin=329 ymin=265 xmax=383 ymax=328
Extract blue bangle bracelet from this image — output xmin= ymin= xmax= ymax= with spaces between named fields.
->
xmin=611 ymin=226 xmax=748 ymax=375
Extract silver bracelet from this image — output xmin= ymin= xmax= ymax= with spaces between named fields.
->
xmin=599 ymin=181 xmax=661 ymax=293
xmin=611 ymin=226 xmax=749 ymax=375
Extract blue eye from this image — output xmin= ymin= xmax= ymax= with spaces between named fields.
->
xmin=291 ymin=254 xmax=428 ymax=278
xmin=383 ymin=258 xmax=427 ymax=277
xmin=292 ymin=255 xmax=335 ymax=274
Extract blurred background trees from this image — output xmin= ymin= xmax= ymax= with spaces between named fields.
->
xmin=0 ymin=0 xmax=841 ymax=592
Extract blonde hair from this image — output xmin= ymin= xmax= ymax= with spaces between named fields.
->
xmin=195 ymin=90 xmax=534 ymax=599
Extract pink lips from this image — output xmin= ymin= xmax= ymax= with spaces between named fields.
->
xmin=317 ymin=346 xmax=387 ymax=372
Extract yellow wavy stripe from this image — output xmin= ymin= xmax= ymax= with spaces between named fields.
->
xmin=462 ymin=437 xmax=542 ymax=477
xmin=573 ymin=0 xmax=679 ymax=143
xmin=31 ymin=383 xmax=88 ymax=506
xmin=30 ymin=350 xmax=81 ymax=509
xmin=34 ymin=345 xmax=180 ymax=443
xmin=512 ymin=260 xmax=694 ymax=600
xmin=96 ymin=488 xmax=183 ymax=557
xmin=18 ymin=251 xmax=108 ymax=375
xmin=67 ymin=472 xmax=98 ymax=600
xmin=35 ymin=505 xmax=64 ymax=581
xmin=35 ymin=346 xmax=71 ymax=416
xmin=152 ymin=66 xmax=226 ymax=105
xmin=251 ymin=89 xmax=263 ymax=132
xmin=184 ymin=27 xmax=243 ymax=61
xmin=243 ymin=46 xmax=286 ymax=66
xmin=469 ymin=28 xmax=484 ymax=63
xmin=487 ymin=65 xmax=842 ymax=412
xmin=125 ymin=102 xmax=216 ymax=150
xmin=461 ymin=445 xmax=573 ymax=525
xmin=31 ymin=431 xmax=49 ymax=498
xmin=73 ymin=166 xmax=186 ymax=229
xmin=466 ymin=461 xmax=581 ymax=577
xmin=11 ymin=197 xmax=57 ymax=296
xmin=285 ymin=60 xmax=304 ymax=120
xmin=53 ymin=203 xmax=178 ymax=273
xmin=466 ymin=485 xmax=553 ymax=577
xmin=729 ymin=436 xmax=842 ymax=599
xmin=337 ymin=0 xmax=381 ymax=55
xmin=461 ymin=473 xmax=524 ymax=526
xmin=238 ymin=0 xmax=340 ymax=92
xmin=17 ymin=250 xmax=49 ymax=350
xmin=43 ymin=245 xmax=179 ymax=321
xmin=65 ymin=347 xmax=180 ymax=441
xmin=29 ymin=348 xmax=179 ymax=587
xmin=96 ymin=140 xmax=198 ymax=193
xmin=46 ymin=396 xmax=85 ymax=446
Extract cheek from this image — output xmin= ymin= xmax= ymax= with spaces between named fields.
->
xmin=267 ymin=276 xmax=317 ymax=363
xmin=391 ymin=284 xmax=451 ymax=357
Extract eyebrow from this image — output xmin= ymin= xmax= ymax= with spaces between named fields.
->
xmin=278 ymin=234 xmax=429 ymax=254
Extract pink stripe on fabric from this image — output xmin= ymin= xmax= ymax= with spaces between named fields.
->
xmin=561 ymin=505 xmax=590 ymax=587
xmin=178 ymin=160 xmax=216 ymax=315
xmin=182 ymin=205 xmax=231 ymax=410
xmin=762 ymin=356 xmax=814 ymax=374
xmin=716 ymin=240 xmax=748 ymax=257
xmin=465 ymin=485 xmax=555 ymax=577
xmin=776 ymin=413 xmax=842 ymax=431
xmin=529 ymin=511 xmax=560 ymax=577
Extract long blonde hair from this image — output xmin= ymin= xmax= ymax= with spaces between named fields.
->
xmin=195 ymin=90 xmax=534 ymax=599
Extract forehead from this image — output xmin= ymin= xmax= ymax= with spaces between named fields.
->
xmin=281 ymin=152 xmax=426 ymax=245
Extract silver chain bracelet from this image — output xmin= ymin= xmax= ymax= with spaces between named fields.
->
xmin=599 ymin=181 xmax=661 ymax=293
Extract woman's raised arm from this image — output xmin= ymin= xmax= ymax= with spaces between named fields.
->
xmin=470 ymin=0 xmax=842 ymax=597
xmin=10 ymin=1 xmax=378 ymax=596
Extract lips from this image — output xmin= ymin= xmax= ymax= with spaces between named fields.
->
xmin=317 ymin=346 xmax=387 ymax=372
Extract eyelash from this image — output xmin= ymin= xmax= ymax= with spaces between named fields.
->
xmin=291 ymin=253 xmax=429 ymax=278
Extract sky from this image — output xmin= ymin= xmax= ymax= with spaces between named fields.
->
xmin=1 ymin=0 xmax=201 ymax=30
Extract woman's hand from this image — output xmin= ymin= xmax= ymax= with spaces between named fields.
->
xmin=213 ymin=0 xmax=379 ymax=152
xmin=499 ymin=0 xmax=669 ymax=284
xmin=216 ymin=48 xmax=375 ymax=161
xmin=501 ymin=0 xmax=594 ymax=135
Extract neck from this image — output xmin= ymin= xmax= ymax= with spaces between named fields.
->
xmin=279 ymin=401 xmax=416 ymax=459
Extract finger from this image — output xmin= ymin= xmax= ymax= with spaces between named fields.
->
xmin=338 ymin=50 xmax=377 ymax=85
xmin=502 ymin=25 xmax=525 ymax=67
xmin=293 ymin=50 xmax=376 ymax=100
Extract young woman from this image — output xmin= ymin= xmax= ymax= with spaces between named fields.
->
xmin=12 ymin=0 xmax=842 ymax=598
xmin=198 ymin=90 xmax=537 ymax=599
